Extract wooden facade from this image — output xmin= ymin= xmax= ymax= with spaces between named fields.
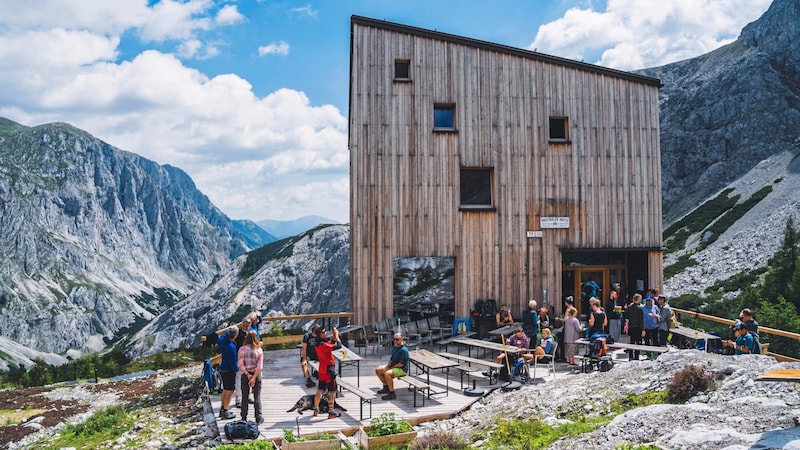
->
xmin=349 ymin=16 xmax=663 ymax=324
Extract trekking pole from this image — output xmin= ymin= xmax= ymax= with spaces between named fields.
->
xmin=501 ymin=334 xmax=512 ymax=376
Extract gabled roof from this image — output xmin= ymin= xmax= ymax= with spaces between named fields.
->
xmin=351 ymin=15 xmax=662 ymax=88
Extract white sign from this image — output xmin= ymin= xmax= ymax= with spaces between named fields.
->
xmin=540 ymin=216 xmax=570 ymax=229
xmin=526 ymin=231 xmax=543 ymax=238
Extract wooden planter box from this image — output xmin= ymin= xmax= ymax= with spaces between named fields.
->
xmin=356 ymin=428 xmax=417 ymax=449
xmin=280 ymin=437 xmax=340 ymax=450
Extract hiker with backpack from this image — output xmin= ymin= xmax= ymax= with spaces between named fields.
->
xmin=739 ymin=308 xmax=760 ymax=337
xmin=723 ymin=322 xmax=755 ymax=354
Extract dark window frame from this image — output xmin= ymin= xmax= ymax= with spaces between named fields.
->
xmin=459 ymin=167 xmax=496 ymax=212
xmin=434 ymin=103 xmax=457 ymax=132
xmin=394 ymin=59 xmax=411 ymax=81
xmin=548 ymin=116 xmax=571 ymax=144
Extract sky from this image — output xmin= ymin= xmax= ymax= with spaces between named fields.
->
xmin=0 ymin=0 xmax=772 ymax=224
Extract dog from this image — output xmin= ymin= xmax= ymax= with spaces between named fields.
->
xmin=286 ymin=394 xmax=347 ymax=415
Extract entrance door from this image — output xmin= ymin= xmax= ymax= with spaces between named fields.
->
xmin=579 ymin=271 xmax=603 ymax=318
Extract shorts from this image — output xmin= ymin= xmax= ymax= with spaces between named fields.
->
xmin=317 ymin=379 xmax=336 ymax=392
xmin=390 ymin=368 xmax=407 ymax=378
xmin=220 ymin=370 xmax=236 ymax=391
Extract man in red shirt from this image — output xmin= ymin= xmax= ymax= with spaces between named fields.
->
xmin=313 ymin=327 xmax=342 ymax=419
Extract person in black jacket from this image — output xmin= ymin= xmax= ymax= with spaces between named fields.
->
xmin=624 ymin=293 xmax=645 ymax=360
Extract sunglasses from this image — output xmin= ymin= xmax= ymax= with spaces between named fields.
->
xmin=393 ymin=338 xmax=402 ymax=341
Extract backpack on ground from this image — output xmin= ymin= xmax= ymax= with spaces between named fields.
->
xmin=598 ymin=356 xmax=614 ymax=372
xmin=481 ymin=299 xmax=498 ymax=317
xmin=224 ymin=420 xmax=260 ymax=442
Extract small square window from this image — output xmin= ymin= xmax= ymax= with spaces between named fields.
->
xmin=549 ymin=116 xmax=569 ymax=142
xmin=394 ymin=59 xmax=410 ymax=79
xmin=460 ymin=168 xmax=493 ymax=207
xmin=434 ymin=104 xmax=455 ymax=130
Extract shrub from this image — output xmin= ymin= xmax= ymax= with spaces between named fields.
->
xmin=667 ymin=365 xmax=715 ymax=401
xmin=217 ymin=441 xmax=274 ymax=450
xmin=367 ymin=412 xmax=413 ymax=437
xmin=411 ymin=430 xmax=469 ymax=449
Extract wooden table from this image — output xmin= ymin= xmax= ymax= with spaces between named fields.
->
xmin=333 ymin=345 xmax=363 ymax=386
xmin=670 ymin=326 xmax=722 ymax=352
xmin=337 ymin=324 xmax=365 ymax=354
xmin=451 ymin=335 xmax=526 ymax=359
xmin=408 ymin=349 xmax=459 ymax=396
xmin=489 ymin=324 xmax=520 ymax=337
xmin=756 ymin=369 xmax=800 ymax=382
xmin=575 ymin=338 xmax=668 ymax=355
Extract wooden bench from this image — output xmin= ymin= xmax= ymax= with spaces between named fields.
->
xmin=396 ymin=375 xmax=431 ymax=407
xmin=436 ymin=332 xmax=477 ymax=352
xmin=308 ymin=360 xmax=376 ymax=420
xmin=438 ymin=352 xmax=502 ymax=386
xmin=335 ymin=378 xmax=376 ymax=420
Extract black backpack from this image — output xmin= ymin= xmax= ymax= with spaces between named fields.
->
xmin=473 ymin=299 xmax=485 ymax=318
xmin=481 ymin=299 xmax=498 ymax=317
xmin=588 ymin=339 xmax=606 ymax=359
xmin=224 ymin=420 xmax=260 ymax=442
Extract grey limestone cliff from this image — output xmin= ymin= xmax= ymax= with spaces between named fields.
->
xmin=0 ymin=119 xmax=247 ymax=367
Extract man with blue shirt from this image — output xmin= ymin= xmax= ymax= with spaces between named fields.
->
xmin=375 ymin=333 xmax=409 ymax=400
xmin=724 ymin=323 xmax=755 ymax=354
xmin=217 ymin=325 xmax=239 ymax=419
xmin=642 ymin=296 xmax=660 ymax=348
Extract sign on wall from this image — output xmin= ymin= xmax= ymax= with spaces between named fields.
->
xmin=540 ymin=216 xmax=570 ymax=229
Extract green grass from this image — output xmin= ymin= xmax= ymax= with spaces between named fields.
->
xmin=217 ymin=441 xmax=275 ymax=450
xmin=481 ymin=391 xmax=669 ymax=449
xmin=42 ymin=405 xmax=132 ymax=449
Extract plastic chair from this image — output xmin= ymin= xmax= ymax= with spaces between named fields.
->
xmin=532 ymin=342 xmax=558 ymax=380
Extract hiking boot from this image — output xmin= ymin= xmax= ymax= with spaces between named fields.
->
xmin=481 ymin=371 xmax=490 ymax=377
xmin=235 ymin=401 xmax=241 ymax=409
xmin=220 ymin=409 xmax=235 ymax=420
xmin=381 ymin=391 xmax=396 ymax=400
xmin=312 ymin=408 xmax=320 ymax=417
xmin=305 ymin=377 xmax=316 ymax=388
xmin=256 ymin=416 xmax=264 ymax=424
xmin=376 ymin=386 xmax=390 ymax=394
xmin=327 ymin=411 xmax=341 ymax=419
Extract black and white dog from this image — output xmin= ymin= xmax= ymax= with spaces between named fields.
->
xmin=286 ymin=394 xmax=347 ymax=415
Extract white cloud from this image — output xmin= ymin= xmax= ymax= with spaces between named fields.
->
xmin=215 ymin=4 xmax=244 ymax=26
xmin=290 ymin=5 xmax=318 ymax=19
xmin=258 ymin=41 xmax=291 ymax=56
xmin=530 ymin=0 xmax=772 ymax=70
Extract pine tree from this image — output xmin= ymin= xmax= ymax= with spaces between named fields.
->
xmin=763 ymin=219 xmax=797 ymax=302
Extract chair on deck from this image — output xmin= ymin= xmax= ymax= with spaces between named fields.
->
xmin=532 ymin=342 xmax=558 ymax=380
xmin=363 ymin=323 xmax=384 ymax=355
xmin=427 ymin=316 xmax=449 ymax=341
xmin=415 ymin=319 xmax=434 ymax=347
xmin=403 ymin=321 xmax=422 ymax=348
xmin=375 ymin=319 xmax=393 ymax=350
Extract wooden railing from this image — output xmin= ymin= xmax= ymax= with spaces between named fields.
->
xmin=672 ymin=307 xmax=800 ymax=362
xmin=203 ymin=312 xmax=354 ymax=348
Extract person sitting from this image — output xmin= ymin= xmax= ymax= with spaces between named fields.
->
xmin=522 ymin=328 xmax=555 ymax=362
xmin=494 ymin=327 xmax=529 ymax=364
xmin=723 ymin=323 xmax=755 ymax=354
xmin=496 ymin=305 xmax=514 ymax=327
xmin=301 ymin=324 xmax=321 ymax=388
xmin=375 ymin=333 xmax=409 ymax=400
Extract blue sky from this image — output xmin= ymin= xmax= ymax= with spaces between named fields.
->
xmin=0 ymin=0 xmax=771 ymax=223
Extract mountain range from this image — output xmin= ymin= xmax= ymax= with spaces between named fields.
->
xmin=0 ymin=0 xmax=798 ymax=365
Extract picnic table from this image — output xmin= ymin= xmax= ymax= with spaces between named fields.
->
xmin=575 ymin=338 xmax=668 ymax=355
xmin=488 ymin=323 xmax=522 ymax=337
xmin=669 ymin=325 xmax=722 ymax=352
xmin=408 ymin=349 xmax=458 ymax=396
xmin=333 ymin=345 xmax=362 ymax=386
xmin=450 ymin=335 xmax=526 ymax=359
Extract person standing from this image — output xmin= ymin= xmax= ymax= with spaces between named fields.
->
xmin=375 ymin=333 xmax=409 ymax=400
xmin=655 ymin=295 xmax=672 ymax=347
xmin=605 ymin=289 xmax=623 ymax=342
xmin=301 ymin=324 xmax=321 ymax=388
xmin=233 ymin=317 xmax=252 ymax=408
xmin=723 ymin=323 xmax=755 ymax=354
xmin=563 ymin=307 xmax=585 ymax=366
xmin=237 ymin=330 xmax=263 ymax=423
xmin=521 ymin=300 xmax=539 ymax=340
xmin=624 ymin=294 xmax=645 ymax=360
xmin=642 ymin=296 xmax=660 ymax=347
xmin=217 ymin=326 xmax=239 ymax=420
xmin=313 ymin=327 xmax=342 ymax=419
xmin=739 ymin=308 xmax=759 ymax=337
xmin=587 ymin=298 xmax=607 ymax=339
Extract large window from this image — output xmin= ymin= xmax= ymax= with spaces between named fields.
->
xmin=460 ymin=168 xmax=494 ymax=209
xmin=549 ymin=116 xmax=570 ymax=143
xmin=434 ymin=104 xmax=455 ymax=130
